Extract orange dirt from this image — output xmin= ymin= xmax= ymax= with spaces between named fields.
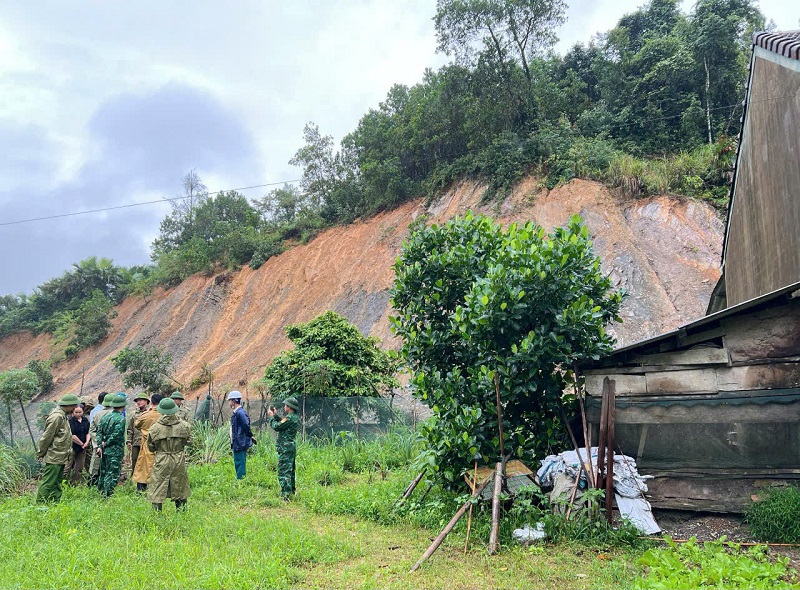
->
xmin=0 ymin=177 xmax=723 ymax=401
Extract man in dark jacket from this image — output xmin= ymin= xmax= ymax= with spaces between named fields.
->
xmin=228 ymin=391 xmax=254 ymax=479
xmin=36 ymin=393 xmax=80 ymax=503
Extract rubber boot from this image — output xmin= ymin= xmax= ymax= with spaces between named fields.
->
xmin=175 ymin=499 xmax=187 ymax=511
xmin=152 ymin=503 xmax=162 ymax=512
xmin=136 ymin=483 xmax=147 ymax=493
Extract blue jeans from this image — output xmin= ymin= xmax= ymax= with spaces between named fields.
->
xmin=233 ymin=450 xmax=247 ymax=479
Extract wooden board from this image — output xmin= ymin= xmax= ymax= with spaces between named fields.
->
xmin=584 ymin=373 xmax=646 ymax=396
xmin=646 ymin=369 xmax=718 ymax=394
xmin=587 ymin=400 xmax=800 ymax=424
xmin=632 ymin=347 xmax=729 ymax=367
xmin=645 ymin=475 xmax=800 ymax=513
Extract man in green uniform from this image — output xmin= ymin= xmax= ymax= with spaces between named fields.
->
xmin=36 ymin=393 xmax=80 ymax=503
xmin=171 ymin=391 xmax=192 ymax=423
xmin=87 ymin=392 xmax=113 ymax=486
xmin=147 ymin=398 xmax=192 ymax=512
xmin=95 ymin=394 xmax=127 ymax=498
xmin=127 ymin=392 xmax=150 ymax=478
xmin=268 ymin=396 xmax=300 ymax=500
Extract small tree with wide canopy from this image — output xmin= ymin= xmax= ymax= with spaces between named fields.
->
xmin=391 ymin=212 xmax=622 ymax=485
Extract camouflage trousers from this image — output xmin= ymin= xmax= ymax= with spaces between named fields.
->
xmin=98 ymin=447 xmax=124 ymax=497
xmin=277 ymin=449 xmax=296 ymax=497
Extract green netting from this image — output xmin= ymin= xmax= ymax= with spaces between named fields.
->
xmin=586 ymin=389 xmax=800 ymax=472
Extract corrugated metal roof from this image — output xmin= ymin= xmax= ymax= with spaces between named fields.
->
xmin=753 ymin=30 xmax=800 ymax=61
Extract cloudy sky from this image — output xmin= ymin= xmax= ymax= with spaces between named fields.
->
xmin=1 ymin=1 xmax=796 ymax=295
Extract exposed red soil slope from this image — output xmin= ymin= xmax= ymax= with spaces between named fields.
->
xmin=0 ymin=178 xmax=724 ymax=401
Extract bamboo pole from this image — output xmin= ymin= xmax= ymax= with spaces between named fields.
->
xmin=564 ymin=472 xmax=582 ymax=521
xmin=596 ymin=378 xmax=609 ymax=488
xmin=488 ymin=462 xmax=503 ymax=555
xmin=397 ymin=470 xmax=426 ymax=506
xmin=19 ymin=399 xmax=36 ymax=447
xmin=464 ymin=461 xmax=478 ymax=553
xmin=573 ymin=365 xmax=596 ymax=486
xmin=409 ymin=476 xmax=491 ymax=573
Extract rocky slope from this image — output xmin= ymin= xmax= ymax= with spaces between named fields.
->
xmin=0 ymin=178 xmax=724 ymax=400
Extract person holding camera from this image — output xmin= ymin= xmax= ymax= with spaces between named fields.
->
xmin=268 ymin=397 xmax=300 ymax=500
xmin=228 ymin=391 xmax=255 ymax=479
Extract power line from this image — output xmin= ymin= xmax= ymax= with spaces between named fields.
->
xmin=0 ymin=180 xmax=301 ymax=227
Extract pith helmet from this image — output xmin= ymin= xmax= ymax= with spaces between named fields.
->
xmin=283 ymin=396 xmax=300 ymax=411
xmin=58 ymin=393 xmax=81 ymax=406
xmin=157 ymin=398 xmax=179 ymax=415
xmin=107 ymin=394 xmax=127 ymax=408
xmin=133 ymin=392 xmax=150 ymax=402
xmin=226 ymin=390 xmax=242 ymax=401
xmin=170 ymin=391 xmax=185 ymax=400
xmin=81 ymin=396 xmax=96 ymax=409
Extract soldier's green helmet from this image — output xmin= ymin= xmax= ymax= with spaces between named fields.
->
xmin=157 ymin=398 xmax=179 ymax=415
xmin=58 ymin=393 xmax=81 ymax=406
xmin=283 ymin=397 xmax=300 ymax=411
xmin=170 ymin=391 xmax=185 ymax=400
xmin=107 ymin=394 xmax=127 ymax=408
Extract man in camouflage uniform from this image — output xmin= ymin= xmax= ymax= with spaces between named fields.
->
xmin=95 ymin=394 xmax=127 ymax=498
xmin=36 ymin=393 xmax=80 ymax=503
xmin=147 ymin=398 xmax=192 ymax=511
xmin=170 ymin=391 xmax=192 ymax=423
xmin=268 ymin=396 xmax=300 ymax=500
xmin=87 ymin=392 xmax=113 ymax=486
xmin=127 ymin=392 xmax=150 ymax=477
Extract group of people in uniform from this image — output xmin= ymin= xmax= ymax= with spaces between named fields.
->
xmin=35 ymin=388 xmax=300 ymax=509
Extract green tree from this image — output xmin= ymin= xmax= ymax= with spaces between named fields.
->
xmin=0 ymin=368 xmax=39 ymax=444
xmin=265 ymin=311 xmax=399 ymax=401
xmin=110 ymin=345 xmax=174 ymax=395
xmin=391 ymin=212 xmax=622 ymax=485
xmin=65 ymin=289 xmax=117 ymax=358
xmin=434 ymin=0 xmax=567 ymax=85
xmin=26 ymin=359 xmax=53 ymax=395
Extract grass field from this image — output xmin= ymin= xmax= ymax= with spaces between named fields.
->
xmin=0 ymin=428 xmax=794 ymax=589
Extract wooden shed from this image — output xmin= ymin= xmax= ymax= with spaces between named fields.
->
xmin=581 ymin=31 xmax=800 ymax=513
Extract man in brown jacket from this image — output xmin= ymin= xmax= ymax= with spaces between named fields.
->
xmin=132 ymin=393 xmax=163 ymax=492
xmin=127 ymin=392 xmax=150 ymax=477
xmin=36 ymin=393 xmax=80 ymax=503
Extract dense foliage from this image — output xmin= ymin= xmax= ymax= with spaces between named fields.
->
xmin=0 ymin=369 xmax=39 ymax=443
xmin=0 ymin=0 xmax=765 ymax=351
xmin=746 ymin=486 xmax=800 ymax=543
xmin=264 ymin=311 xmax=399 ymax=400
xmin=110 ymin=345 xmax=175 ymax=395
xmin=391 ymin=212 xmax=621 ymax=484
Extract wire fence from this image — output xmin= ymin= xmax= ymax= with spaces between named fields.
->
xmin=0 ymin=394 xmax=428 ymax=447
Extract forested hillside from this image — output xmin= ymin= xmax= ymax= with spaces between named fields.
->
xmin=0 ymin=0 xmax=756 ymax=383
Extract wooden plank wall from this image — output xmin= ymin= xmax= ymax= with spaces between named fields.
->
xmin=724 ymin=51 xmax=800 ymax=306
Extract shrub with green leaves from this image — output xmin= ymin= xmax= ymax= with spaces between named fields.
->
xmin=637 ymin=537 xmax=797 ymax=589
xmin=391 ymin=212 xmax=622 ymax=485
xmin=746 ymin=486 xmax=800 ymax=543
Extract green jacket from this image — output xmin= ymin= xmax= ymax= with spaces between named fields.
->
xmin=269 ymin=411 xmax=299 ymax=454
xmin=96 ymin=411 xmax=126 ymax=451
xmin=147 ymin=414 xmax=192 ymax=502
xmin=126 ymin=407 xmax=146 ymax=447
xmin=89 ymin=407 xmax=113 ymax=444
xmin=176 ymin=404 xmax=192 ymax=424
xmin=37 ymin=406 xmax=72 ymax=465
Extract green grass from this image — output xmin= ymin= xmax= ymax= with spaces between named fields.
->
xmin=746 ymin=486 xmax=800 ymax=543
xmin=0 ymin=430 xmax=792 ymax=589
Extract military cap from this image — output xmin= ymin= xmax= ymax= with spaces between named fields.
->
xmin=170 ymin=391 xmax=185 ymax=400
xmin=283 ymin=396 xmax=300 ymax=411
xmin=156 ymin=398 xmax=179 ymax=415
xmin=106 ymin=394 xmax=127 ymax=408
xmin=133 ymin=392 xmax=150 ymax=402
xmin=58 ymin=393 xmax=81 ymax=406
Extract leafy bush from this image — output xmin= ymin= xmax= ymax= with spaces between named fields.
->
xmin=746 ymin=486 xmax=800 ymax=543
xmin=249 ymin=237 xmax=284 ymax=270
xmin=110 ymin=345 xmax=174 ymax=395
xmin=67 ymin=289 xmax=117 ymax=356
xmin=637 ymin=537 xmax=797 ymax=589
xmin=26 ymin=359 xmax=53 ymax=395
xmin=187 ymin=421 xmax=233 ymax=464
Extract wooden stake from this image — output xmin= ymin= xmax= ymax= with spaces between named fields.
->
xmin=573 ymin=366 xmax=596 ymax=487
xmin=605 ymin=379 xmax=616 ymax=525
xmin=464 ymin=461 xmax=478 ymax=554
xmin=409 ymin=476 xmax=491 ymax=573
xmin=488 ymin=462 xmax=503 ymax=555
xmin=396 ymin=470 xmax=426 ymax=506
xmin=80 ymin=366 xmax=85 ymax=396
xmin=564 ymin=472 xmax=581 ymax=521
xmin=596 ymin=378 xmax=610 ymax=488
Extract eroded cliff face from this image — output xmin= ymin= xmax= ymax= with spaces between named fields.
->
xmin=0 ymin=178 xmax=724 ymax=400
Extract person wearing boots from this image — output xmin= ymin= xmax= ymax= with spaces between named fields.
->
xmin=95 ymin=394 xmax=127 ymax=498
xmin=127 ymin=392 xmax=150 ymax=478
xmin=228 ymin=391 xmax=255 ymax=479
xmin=132 ymin=394 xmax=162 ymax=493
xmin=146 ymin=398 xmax=192 ymax=512
xmin=268 ymin=397 xmax=300 ymax=500
xmin=36 ymin=393 xmax=80 ymax=503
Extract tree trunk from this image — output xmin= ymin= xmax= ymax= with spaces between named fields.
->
xmin=6 ymin=401 xmax=14 ymax=444
xmin=19 ymin=399 xmax=36 ymax=447
xmin=704 ymin=57 xmax=713 ymax=144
